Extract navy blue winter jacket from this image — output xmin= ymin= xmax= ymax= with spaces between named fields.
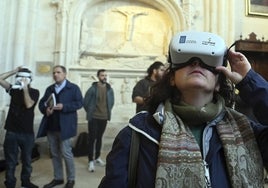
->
xmin=99 ymin=69 xmax=268 ymax=188
xmin=38 ymin=80 xmax=83 ymax=140
xmin=237 ymin=69 xmax=268 ymax=125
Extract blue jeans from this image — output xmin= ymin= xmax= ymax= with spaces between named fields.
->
xmin=4 ymin=131 xmax=35 ymax=188
xmin=47 ymin=131 xmax=75 ymax=181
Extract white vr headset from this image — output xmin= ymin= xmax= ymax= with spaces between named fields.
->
xmin=169 ymin=31 xmax=228 ymax=72
xmin=12 ymin=69 xmax=32 ymax=90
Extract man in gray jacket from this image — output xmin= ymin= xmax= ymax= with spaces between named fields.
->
xmin=83 ymin=69 xmax=114 ymax=172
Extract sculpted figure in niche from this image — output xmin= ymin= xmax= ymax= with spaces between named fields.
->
xmin=80 ymin=18 xmax=89 ymax=52
xmin=120 ymin=77 xmax=131 ymax=104
xmin=79 ymin=6 xmax=169 ymax=57
xmin=113 ymin=7 xmax=148 ymax=41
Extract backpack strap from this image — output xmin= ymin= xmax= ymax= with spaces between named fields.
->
xmin=128 ymin=129 xmax=140 ymax=188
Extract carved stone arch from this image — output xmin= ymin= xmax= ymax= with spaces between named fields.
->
xmin=65 ymin=0 xmax=186 ymax=66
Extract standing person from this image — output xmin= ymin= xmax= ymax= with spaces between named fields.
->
xmin=99 ymin=31 xmax=268 ymax=188
xmin=38 ymin=65 xmax=83 ymax=188
xmin=0 ymin=67 xmax=39 ymax=188
xmin=83 ymin=69 xmax=114 ymax=172
xmin=132 ymin=61 xmax=165 ymax=113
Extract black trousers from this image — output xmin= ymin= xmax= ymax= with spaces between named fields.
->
xmin=87 ymin=118 xmax=107 ymax=161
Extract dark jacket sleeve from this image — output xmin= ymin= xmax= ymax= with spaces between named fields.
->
xmin=98 ymin=126 xmax=131 ymax=188
xmin=236 ymin=69 xmax=268 ymax=124
xmin=38 ymin=85 xmax=54 ymax=115
xmin=250 ymin=121 xmax=268 ymax=169
xmin=132 ymin=79 xmax=148 ymax=100
xmin=83 ymin=85 xmax=94 ymax=111
xmin=99 ymin=113 xmax=160 ymax=188
xmin=58 ymin=82 xmax=83 ymax=140
xmin=236 ymin=69 xmax=268 ymax=169
xmin=60 ymin=82 xmax=83 ymax=113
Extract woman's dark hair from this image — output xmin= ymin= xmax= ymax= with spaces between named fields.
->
xmin=146 ymin=65 xmax=235 ymax=114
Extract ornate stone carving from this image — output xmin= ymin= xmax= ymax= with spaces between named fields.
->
xmin=236 ymin=32 xmax=268 ymax=52
xmin=79 ymin=5 xmax=171 ymax=60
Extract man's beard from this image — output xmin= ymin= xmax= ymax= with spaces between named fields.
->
xmin=155 ymin=74 xmax=162 ymax=81
xmin=100 ymin=78 xmax=107 ymax=84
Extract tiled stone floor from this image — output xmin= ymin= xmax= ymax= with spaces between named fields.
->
xmin=0 ymin=142 xmax=109 ymax=188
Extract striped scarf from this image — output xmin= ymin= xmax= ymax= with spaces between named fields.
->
xmin=155 ymin=99 xmax=263 ymax=188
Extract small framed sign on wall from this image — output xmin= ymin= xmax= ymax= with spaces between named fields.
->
xmin=247 ymin=0 xmax=268 ymax=16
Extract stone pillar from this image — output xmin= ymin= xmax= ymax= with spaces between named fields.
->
xmin=51 ymin=0 xmax=72 ymax=66
xmin=14 ymin=0 xmax=29 ymax=66
xmin=26 ymin=0 xmax=39 ymax=69
xmin=0 ymin=1 xmax=6 ymax=69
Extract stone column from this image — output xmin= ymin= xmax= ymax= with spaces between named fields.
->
xmin=14 ymin=0 xmax=29 ymax=66
xmin=51 ymin=0 xmax=72 ymax=65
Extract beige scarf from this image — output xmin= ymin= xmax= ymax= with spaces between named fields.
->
xmin=155 ymin=98 xmax=263 ymax=188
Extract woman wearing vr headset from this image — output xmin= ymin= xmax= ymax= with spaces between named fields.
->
xmin=99 ymin=31 xmax=268 ymax=188
xmin=0 ymin=67 xmax=39 ymax=188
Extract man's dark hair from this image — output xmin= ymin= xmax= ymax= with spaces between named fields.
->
xmin=97 ymin=69 xmax=106 ymax=77
xmin=146 ymin=61 xmax=164 ymax=78
xmin=53 ymin=65 xmax=67 ymax=73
